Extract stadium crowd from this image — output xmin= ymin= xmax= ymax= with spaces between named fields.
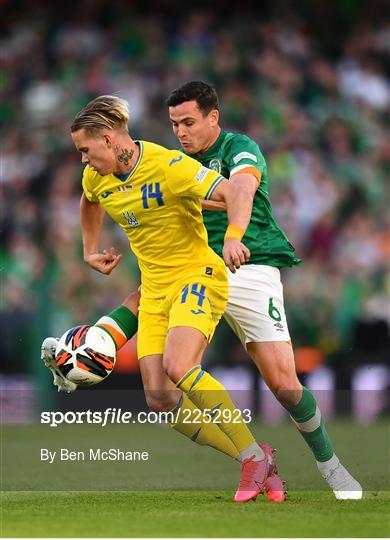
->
xmin=1 ymin=1 xmax=389 ymax=394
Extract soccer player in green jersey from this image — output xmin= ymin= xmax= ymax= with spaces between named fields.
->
xmin=164 ymin=81 xmax=362 ymax=500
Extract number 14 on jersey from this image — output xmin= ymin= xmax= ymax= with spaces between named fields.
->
xmin=141 ymin=183 xmax=165 ymax=209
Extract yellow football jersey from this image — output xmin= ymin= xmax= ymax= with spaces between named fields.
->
xmin=82 ymin=140 xmax=226 ymax=302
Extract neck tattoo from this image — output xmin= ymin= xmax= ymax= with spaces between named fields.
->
xmin=117 ymin=148 xmax=134 ymax=166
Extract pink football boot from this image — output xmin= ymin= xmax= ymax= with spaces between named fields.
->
xmin=234 ymin=444 xmax=271 ymax=502
xmin=260 ymin=443 xmax=286 ymax=502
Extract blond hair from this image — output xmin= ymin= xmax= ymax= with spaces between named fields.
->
xmin=71 ymin=95 xmax=129 ymax=134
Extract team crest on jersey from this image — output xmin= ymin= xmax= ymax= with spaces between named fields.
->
xmin=122 ymin=210 xmax=139 ymax=227
xmin=209 ymin=158 xmax=221 ymax=173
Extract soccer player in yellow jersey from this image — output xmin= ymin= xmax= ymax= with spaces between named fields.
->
xmin=69 ymin=95 xmax=276 ymax=502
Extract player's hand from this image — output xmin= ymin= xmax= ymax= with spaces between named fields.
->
xmin=222 ymin=238 xmax=250 ymax=273
xmin=84 ymin=247 xmax=123 ymax=275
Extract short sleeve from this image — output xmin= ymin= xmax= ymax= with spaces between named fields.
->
xmin=227 ymin=135 xmax=266 ymax=179
xmin=81 ymin=166 xmax=99 ymax=203
xmin=164 ymin=151 xmax=225 ymax=200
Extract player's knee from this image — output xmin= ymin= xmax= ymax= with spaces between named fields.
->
xmin=144 ymin=389 xmax=176 ymax=413
xmin=162 ymin=357 xmax=186 ymax=385
xmin=268 ymin=375 xmax=302 ymax=408
xmin=121 ymin=291 xmax=141 ymax=316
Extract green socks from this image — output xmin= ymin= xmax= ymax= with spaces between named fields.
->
xmin=95 ymin=305 xmax=138 ymax=350
xmin=288 ymin=387 xmax=334 ymax=462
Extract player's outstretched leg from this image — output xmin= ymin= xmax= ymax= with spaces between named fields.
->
xmin=41 ymin=295 xmax=139 ymax=393
xmin=95 ymin=295 xmax=139 ymax=350
xmin=248 ymin=341 xmax=362 ymax=500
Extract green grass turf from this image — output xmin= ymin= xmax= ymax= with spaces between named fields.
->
xmin=2 ymin=490 xmax=389 ymax=537
xmin=2 ymin=420 xmax=389 ymax=536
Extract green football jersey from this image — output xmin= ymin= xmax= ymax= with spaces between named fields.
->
xmin=188 ymin=130 xmax=301 ymax=268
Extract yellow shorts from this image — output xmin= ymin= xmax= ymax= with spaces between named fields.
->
xmin=137 ymin=265 xmax=228 ymax=359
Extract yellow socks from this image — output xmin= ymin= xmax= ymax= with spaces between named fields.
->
xmin=171 ymin=393 xmax=239 ymax=459
xmin=177 ymin=365 xmax=256 ymax=453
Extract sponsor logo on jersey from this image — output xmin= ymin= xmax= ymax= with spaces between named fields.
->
xmin=122 ymin=210 xmax=139 ymax=227
xmin=274 ymin=322 xmax=284 ymax=332
xmin=169 ymin=154 xmax=183 ymax=166
xmin=195 ymin=165 xmax=209 ymax=183
xmin=205 ymin=267 xmax=213 ymax=276
xmin=209 ymin=158 xmax=221 ymax=173
xmin=191 ymin=309 xmax=205 ymax=315
xmin=101 ymin=191 xmax=113 ymax=199
xmin=232 ymin=151 xmax=257 ymax=164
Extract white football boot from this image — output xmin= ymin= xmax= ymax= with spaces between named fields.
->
xmin=318 ymin=455 xmax=362 ymax=499
xmin=41 ymin=337 xmax=77 ymax=393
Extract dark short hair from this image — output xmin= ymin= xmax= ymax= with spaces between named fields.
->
xmin=166 ymin=81 xmax=219 ymax=115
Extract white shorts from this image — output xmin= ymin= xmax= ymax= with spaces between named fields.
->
xmin=223 ymin=264 xmax=291 ymax=348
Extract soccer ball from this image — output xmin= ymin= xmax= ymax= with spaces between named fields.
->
xmin=55 ymin=325 xmax=116 ymax=386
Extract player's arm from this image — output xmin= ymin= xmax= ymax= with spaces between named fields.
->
xmin=201 ymin=199 xmax=227 ymax=211
xmin=201 ymin=170 xmax=260 ymax=212
xmin=210 ymin=176 xmax=257 ymax=273
xmin=80 ymin=193 xmax=122 ymax=275
xmin=165 ymin=151 xmax=251 ymax=271
xmin=211 ymin=138 xmax=263 ymax=270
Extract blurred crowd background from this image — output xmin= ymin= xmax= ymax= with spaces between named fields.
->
xmin=1 ymin=0 xmax=389 ymax=419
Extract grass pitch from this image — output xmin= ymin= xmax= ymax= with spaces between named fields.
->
xmin=2 ymin=490 xmax=389 ymax=538
xmin=2 ymin=420 xmax=389 ymax=537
